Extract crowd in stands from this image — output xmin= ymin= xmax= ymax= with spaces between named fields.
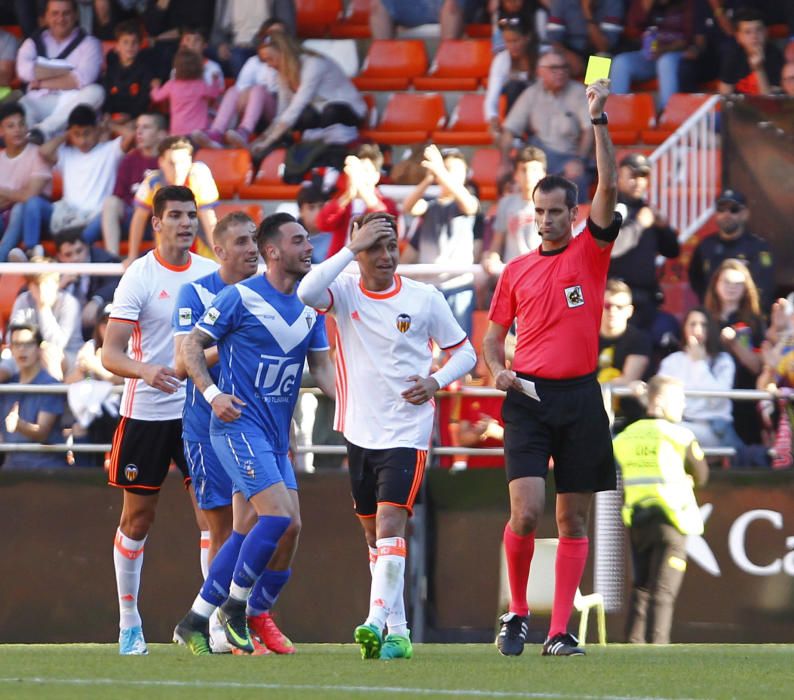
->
xmin=0 ymin=0 xmax=793 ymax=471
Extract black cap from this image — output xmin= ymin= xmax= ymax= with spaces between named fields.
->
xmin=619 ymin=153 xmax=651 ymax=175
xmin=716 ymin=189 xmax=746 ymax=207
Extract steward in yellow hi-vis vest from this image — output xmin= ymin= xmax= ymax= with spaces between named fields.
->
xmin=613 ymin=375 xmax=708 ymax=644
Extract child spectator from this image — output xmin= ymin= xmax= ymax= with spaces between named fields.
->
xmin=102 ymin=20 xmax=155 ymax=122
xmin=151 ymin=48 xmax=223 ymax=136
xmin=297 ymin=184 xmax=331 ymax=263
xmin=176 ymin=25 xmax=224 ymax=87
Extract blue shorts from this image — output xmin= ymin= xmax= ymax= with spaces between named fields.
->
xmin=210 ymin=430 xmax=297 ymax=500
xmin=183 ymin=438 xmax=236 ymax=510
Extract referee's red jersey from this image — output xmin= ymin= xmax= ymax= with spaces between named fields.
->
xmin=489 ymin=223 xmax=613 ymax=380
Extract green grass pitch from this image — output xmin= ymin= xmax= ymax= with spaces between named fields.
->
xmin=1 ymin=644 xmax=793 ymax=700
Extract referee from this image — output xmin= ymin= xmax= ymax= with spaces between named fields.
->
xmin=484 ymin=78 xmax=620 ymax=657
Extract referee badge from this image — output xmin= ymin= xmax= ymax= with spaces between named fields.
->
xmin=124 ymin=464 xmax=139 ymax=482
xmin=564 ymin=285 xmax=584 ymax=308
xmin=396 ymin=313 xmax=411 ymax=333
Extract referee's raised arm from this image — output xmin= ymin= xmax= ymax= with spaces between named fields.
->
xmin=586 ymin=79 xmax=618 ymax=234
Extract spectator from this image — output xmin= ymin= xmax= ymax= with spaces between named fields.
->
xmin=142 ymin=1 xmax=215 ymax=80
xmin=124 ymin=135 xmax=219 ymax=265
xmin=193 ymin=29 xmax=278 ymax=148
xmin=297 ymin=184 xmax=332 ymax=263
xmin=677 ymin=0 xmax=736 ymax=93
xmin=151 ymin=49 xmax=223 ymax=136
xmin=482 ymin=145 xmax=547 ymax=277
xmin=100 ymin=111 xmax=166 ymax=254
xmin=598 ymin=279 xmax=652 ymax=432
xmin=16 ymin=0 xmax=105 ymax=142
xmin=782 ymin=61 xmax=794 ymax=96
xmin=703 ymin=258 xmax=765 ymax=448
xmin=491 ymin=0 xmax=542 ymax=54
xmin=9 ymin=260 xmax=83 ymax=378
xmin=500 ymin=48 xmax=593 ymax=202
xmin=688 ymin=188 xmax=775 ymax=314
xmin=719 ymin=7 xmax=784 ymax=95
xmin=447 ymin=376 xmax=506 ymax=470
xmin=22 ymin=105 xmax=132 ymax=250
xmin=546 ymin=0 xmax=625 ymax=77
xmin=102 ymin=19 xmax=155 ymax=122
xmin=370 ymin=0 xmax=467 ymax=40
xmin=0 ymin=322 xmax=66 ymax=470
xmin=175 ymin=25 xmax=224 ymax=87
xmin=0 ymin=103 xmax=53 ymax=263
xmin=610 ymin=153 xmax=680 ymax=330
xmin=401 ymin=146 xmax=482 ymax=336
xmin=484 ymin=15 xmax=537 ymax=143
xmin=316 ymin=144 xmax=398 ymax=258
xmin=54 ymin=228 xmax=121 ymax=340
xmin=89 ymin=0 xmax=141 ymax=40
xmin=249 ymin=31 xmax=368 ymax=157
xmin=610 ymin=0 xmax=695 ymax=109
xmin=0 ymin=26 xmax=18 ymax=90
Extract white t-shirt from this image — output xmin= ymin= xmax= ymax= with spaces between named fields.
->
xmin=56 ymin=137 xmax=125 ymax=214
xmin=235 ymin=55 xmax=278 ymax=92
xmin=658 ymin=350 xmax=735 ymax=422
xmin=327 ymin=274 xmax=467 ymax=450
xmin=110 ymin=250 xmax=219 ymax=420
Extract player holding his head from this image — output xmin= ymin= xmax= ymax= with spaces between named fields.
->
xmin=298 ymin=212 xmax=477 ymax=660
xmin=173 ymin=213 xmax=335 ymax=654
xmin=102 ymin=185 xmax=219 ymax=655
xmin=483 ymin=79 xmax=620 ymax=657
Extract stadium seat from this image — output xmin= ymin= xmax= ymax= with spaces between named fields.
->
xmin=214 ymin=202 xmax=264 ymax=226
xmin=0 ymin=25 xmax=22 ymax=38
xmin=329 ymin=0 xmax=371 ymax=38
xmin=0 ymin=274 xmax=25 ymax=331
xmin=353 ymin=40 xmax=428 ymax=91
xmin=302 ymin=39 xmax=359 ymax=77
xmin=238 ymin=148 xmax=301 ymax=200
xmin=361 ymin=92 xmax=445 ymax=145
xmin=465 ymin=23 xmax=491 ymax=38
xmin=641 ymin=93 xmax=711 ymax=145
xmin=607 ymin=93 xmax=656 ymax=145
xmin=194 ymin=149 xmax=251 ymax=199
xmin=433 ymin=93 xmax=493 ymax=146
xmin=295 ymin=0 xmax=342 ymax=37
xmin=469 ymin=148 xmax=500 ymax=201
xmin=413 ymin=39 xmax=491 ymax=91
xmin=51 ymin=170 xmax=62 ymax=201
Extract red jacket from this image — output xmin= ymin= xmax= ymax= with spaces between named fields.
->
xmin=317 ymin=189 xmax=399 ymax=259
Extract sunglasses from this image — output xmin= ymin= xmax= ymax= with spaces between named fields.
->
xmin=498 ymin=17 xmax=522 ymax=27
xmin=716 ymin=204 xmax=742 ymax=214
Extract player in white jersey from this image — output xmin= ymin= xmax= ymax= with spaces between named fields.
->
xmin=299 ymin=212 xmax=477 ymax=660
xmin=102 ymin=185 xmax=219 ymax=655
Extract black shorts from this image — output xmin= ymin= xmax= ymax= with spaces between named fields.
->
xmin=345 ymin=440 xmax=427 ymax=517
xmin=108 ymin=416 xmax=190 ymax=495
xmin=501 ymin=371 xmax=616 ymax=493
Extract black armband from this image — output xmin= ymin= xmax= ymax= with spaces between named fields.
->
xmin=588 ymin=211 xmax=623 ymax=242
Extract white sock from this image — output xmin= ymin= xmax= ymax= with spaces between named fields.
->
xmin=191 ymin=593 xmax=216 ymax=619
xmin=368 ymin=545 xmax=408 ymax=637
xmin=200 ymin=531 xmax=210 ymax=579
xmin=113 ymin=528 xmax=146 ymax=631
xmin=228 ymin=581 xmax=250 ymax=603
xmin=364 ymin=537 xmax=406 ymax=632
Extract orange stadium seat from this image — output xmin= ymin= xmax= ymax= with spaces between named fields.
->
xmin=361 ymin=92 xmax=445 ymax=145
xmin=0 ymin=274 xmax=26 ymax=331
xmin=214 ymin=202 xmax=264 ymax=226
xmin=329 ymin=0 xmax=371 ymax=38
xmin=641 ymin=93 xmax=711 ymax=145
xmin=194 ymin=149 xmax=251 ymax=199
xmin=470 ymin=148 xmax=500 ymax=201
xmin=413 ymin=39 xmax=491 ymax=91
xmin=465 ymin=23 xmax=491 ymax=38
xmin=607 ymin=93 xmax=655 ymax=145
xmin=0 ymin=25 xmax=22 ymax=38
xmin=296 ymin=0 xmax=342 ymax=37
xmin=51 ymin=170 xmax=62 ymax=201
xmin=353 ymin=40 xmax=428 ymax=91
xmin=433 ymin=93 xmax=493 ymax=146
xmin=238 ymin=148 xmax=302 ymax=200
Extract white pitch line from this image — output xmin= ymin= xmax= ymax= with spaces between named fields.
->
xmin=0 ymin=677 xmax=700 ymax=700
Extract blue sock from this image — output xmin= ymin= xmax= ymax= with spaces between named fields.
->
xmin=198 ymin=530 xmax=245 ymax=608
xmin=247 ymin=568 xmax=291 ymax=616
xmin=231 ymin=516 xmax=291 ymax=590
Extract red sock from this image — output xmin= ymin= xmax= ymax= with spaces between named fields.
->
xmin=503 ymin=523 xmax=535 ymax=616
xmin=548 ymin=536 xmax=589 ymax=638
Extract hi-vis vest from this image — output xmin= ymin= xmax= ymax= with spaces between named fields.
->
xmin=613 ymin=418 xmax=704 ymax=536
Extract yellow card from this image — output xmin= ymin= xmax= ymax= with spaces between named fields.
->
xmin=584 ymin=55 xmax=611 ymax=85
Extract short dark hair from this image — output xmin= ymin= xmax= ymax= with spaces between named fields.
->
xmin=158 ymin=135 xmax=193 ymax=158
xmin=350 ymin=211 xmax=397 ymax=238
xmin=67 ymin=104 xmax=97 ymax=128
xmin=734 ymin=8 xmax=765 ymax=27
xmin=152 ymin=185 xmax=196 ymax=219
xmin=179 ymin=25 xmax=208 ymax=41
xmin=440 ymin=147 xmax=466 ymax=164
xmin=256 ymin=212 xmax=296 ymax=252
xmin=356 ymin=143 xmax=383 ymax=170
xmin=297 ymin=184 xmax=326 ymax=207
xmin=115 ymin=19 xmax=143 ymax=40
xmin=9 ymin=322 xmax=43 ymax=347
xmin=139 ymin=111 xmax=168 ymax=132
xmin=46 ymin=0 xmax=78 ymax=12
xmin=515 ymin=145 xmax=547 ymax=170
xmin=0 ymin=102 xmax=25 ymax=124
xmin=54 ymin=227 xmax=87 ymax=251
xmin=533 ymin=175 xmax=578 ymax=209
xmin=214 ymin=211 xmax=255 ymax=241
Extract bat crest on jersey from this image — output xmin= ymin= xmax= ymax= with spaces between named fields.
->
xmin=396 ymin=313 xmax=411 ymax=333
xmin=564 ymin=285 xmax=584 ymax=308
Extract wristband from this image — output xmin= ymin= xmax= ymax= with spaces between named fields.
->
xmin=202 ymin=384 xmax=222 ymax=404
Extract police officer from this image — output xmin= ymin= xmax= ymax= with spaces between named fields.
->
xmin=613 ymin=375 xmax=708 ymax=644
xmin=688 ymin=189 xmax=775 ymax=313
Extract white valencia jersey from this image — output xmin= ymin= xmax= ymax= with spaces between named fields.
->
xmin=328 ymin=274 xmax=467 ymax=449
xmin=110 ymin=249 xmax=219 ymax=420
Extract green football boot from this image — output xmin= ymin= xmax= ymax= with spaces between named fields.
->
xmin=173 ymin=612 xmax=212 ymax=656
xmin=354 ymin=623 xmax=383 ymax=659
xmin=380 ymin=633 xmax=413 ymax=660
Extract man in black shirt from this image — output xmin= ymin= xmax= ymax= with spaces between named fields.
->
xmin=688 ymin=188 xmax=775 ymax=312
xmin=719 ymin=7 xmax=784 ymax=95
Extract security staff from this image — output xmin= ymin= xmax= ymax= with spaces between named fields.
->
xmin=614 ymin=375 xmax=708 ymax=644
